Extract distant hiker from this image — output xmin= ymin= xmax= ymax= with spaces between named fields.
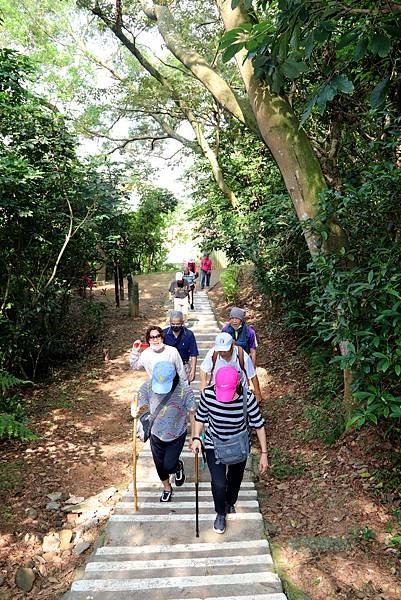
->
xmin=192 ymin=365 xmax=268 ymax=533
xmin=169 ymin=272 xmax=189 ymax=319
xmin=222 ymin=307 xmax=258 ymax=366
xmin=130 ymin=325 xmax=188 ymax=384
xmin=163 ymin=311 xmax=199 ymax=383
xmin=183 ymin=266 xmax=196 ymax=310
xmin=187 ymin=258 xmax=198 ymax=277
xmin=200 ymin=253 xmax=212 ymax=289
xmin=199 ymin=332 xmax=262 ymax=403
xmin=132 ymin=362 xmax=196 ymax=502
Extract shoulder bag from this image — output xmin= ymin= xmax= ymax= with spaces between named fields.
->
xmin=211 ymin=391 xmax=250 ymax=465
xmin=137 ymin=383 xmax=176 ymax=442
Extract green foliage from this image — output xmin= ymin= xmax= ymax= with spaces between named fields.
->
xmin=302 ymin=133 xmax=401 ymax=428
xmin=296 ymin=348 xmax=344 ymax=444
xmin=220 ymin=265 xmax=241 ymax=302
xmin=190 ymin=123 xmax=310 ymax=311
xmin=0 ymin=369 xmax=36 ymax=441
xmin=270 ymin=448 xmax=306 ymax=480
xmin=0 ymin=49 xmax=177 ymax=380
xmin=221 ymin=1 xmax=401 ymax=120
xmin=350 ymin=525 xmax=376 ymax=542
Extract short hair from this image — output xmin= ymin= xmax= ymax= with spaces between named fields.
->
xmin=170 ymin=310 xmax=183 ymax=320
xmin=145 ymin=325 xmax=164 ymax=343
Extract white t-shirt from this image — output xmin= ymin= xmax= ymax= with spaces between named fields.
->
xmin=200 ymin=346 xmax=256 ymax=386
xmin=130 ymin=344 xmax=187 ymax=383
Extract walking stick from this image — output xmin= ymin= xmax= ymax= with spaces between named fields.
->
xmin=195 ymin=448 xmax=199 ymax=537
xmin=131 ymin=392 xmax=139 ymax=512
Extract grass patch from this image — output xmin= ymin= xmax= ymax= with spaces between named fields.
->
xmin=0 ymin=460 xmax=23 ymax=491
xmin=0 ymin=504 xmax=13 ymax=523
xmin=276 ymin=393 xmax=296 ymax=408
xmin=270 ymin=448 xmax=306 ymax=480
xmin=288 ymin=535 xmax=350 ymax=553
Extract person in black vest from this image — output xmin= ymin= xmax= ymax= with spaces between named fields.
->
xmin=163 ymin=311 xmax=199 ymax=383
xmin=222 ymin=307 xmax=258 ymax=366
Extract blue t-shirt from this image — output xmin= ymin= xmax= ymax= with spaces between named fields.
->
xmin=163 ymin=327 xmax=199 ymax=363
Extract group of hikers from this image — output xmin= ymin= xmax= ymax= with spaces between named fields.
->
xmin=168 ymin=254 xmax=213 ymax=318
xmin=130 ymin=261 xmax=268 ymax=535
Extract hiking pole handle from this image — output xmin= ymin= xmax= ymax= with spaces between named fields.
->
xmin=195 ymin=447 xmax=199 ymax=482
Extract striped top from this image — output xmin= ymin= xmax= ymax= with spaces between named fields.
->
xmin=195 ymin=385 xmax=265 ymax=450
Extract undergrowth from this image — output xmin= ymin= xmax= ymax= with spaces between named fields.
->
xmin=297 ymin=347 xmax=345 ymax=444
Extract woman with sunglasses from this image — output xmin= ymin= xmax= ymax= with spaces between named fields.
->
xmin=130 ymin=325 xmax=188 ymax=384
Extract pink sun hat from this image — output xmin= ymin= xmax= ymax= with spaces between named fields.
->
xmin=215 ymin=366 xmax=239 ymax=403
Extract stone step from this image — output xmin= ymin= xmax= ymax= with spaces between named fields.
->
xmin=104 ymin=514 xmax=265 ymax=545
xmin=109 ymin=512 xmax=262 ymax=523
xmin=96 ymin=539 xmax=270 ymax=558
xmin=71 ymin=571 xmax=283 ymax=596
xmin=128 ymin=481 xmax=255 ymax=490
xmin=114 ymin=500 xmax=259 ymax=513
xmin=123 ymin=489 xmax=257 ymax=498
xmin=66 ymin=286 xmax=288 ymax=600
xmin=85 ymin=553 xmax=274 ymax=575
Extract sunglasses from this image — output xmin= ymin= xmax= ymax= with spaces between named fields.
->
xmin=149 ymin=334 xmax=162 ymax=340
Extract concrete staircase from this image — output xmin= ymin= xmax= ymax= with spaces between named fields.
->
xmin=65 ymin=290 xmax=287 ymax=600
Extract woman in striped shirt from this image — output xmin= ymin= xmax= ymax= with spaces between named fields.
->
xmin=192 ymin=366 xmax=268 ymax=534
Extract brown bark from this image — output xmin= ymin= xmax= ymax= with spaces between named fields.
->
xmin=140 ymin=0 xmax=260 ymax=136
xmin=215 ymin=0 xmax=348 ymax=255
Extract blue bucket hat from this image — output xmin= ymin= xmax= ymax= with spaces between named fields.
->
xmin=152 ymin=361 xmax=176 ymax=394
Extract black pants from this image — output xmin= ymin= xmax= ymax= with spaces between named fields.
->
xmin=206 ymin=448 xmax=247 ymax=514
xmin=150 ymin=431 xmax=186 ymax=482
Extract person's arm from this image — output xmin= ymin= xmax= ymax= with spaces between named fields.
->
xmin=248 ymin=327 xmax=257 ymax=367
xmin=129 ymin=342 xmax=144 ymax=371
xmin=131 ymin=383 xmax=149 ymax=417
xmin=188 ymin=410 xmax=196 ymax=448
xmin=255 ymin=426 xmax=269 ymax=475
xmin=199 ymin=351 xmax=212 ymax=391
xmin=174 ymin=349 xmax=188 ymax=384
xmin=189 ymin=356 xmax=197 ymax=383
xmin=200 ymin=368 xmax=209 ymax=391
xmin=250 ymin=373 xmax=262 ymax=404
xmin=191 ymin=419 xmax=204 ymax=454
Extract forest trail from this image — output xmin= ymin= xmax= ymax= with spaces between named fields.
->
xmin=65 ymin=288 xmax=287 ymax=599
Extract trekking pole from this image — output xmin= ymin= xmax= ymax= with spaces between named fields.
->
xmin=131 ymin=392 xmax=139 ymax=512
xmin=195 ymin=448 xmax=199 ymax=538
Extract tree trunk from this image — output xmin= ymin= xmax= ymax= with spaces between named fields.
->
xmin=215 ymin=0 xmax=346 ymax=255
xmin=118 ymin=267 xmax=124 ymax=300
xmin=140 ymin=0 xmax=260 ymax=136
xmin=127 ymin=274 xmax=139 ymax=317
xmin=90 ymin=5 xmax=240 ymax=209
xmin=113 ymin=262 xmax=120 ymax=308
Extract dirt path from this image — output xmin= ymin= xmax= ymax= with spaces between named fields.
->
xmin=208 ymin=274 xmax=401 ymax=600
xmin=0 ymin=272 xmax=175 ymax=598
xmin=2 ymin=270 xmax=400 ymax=599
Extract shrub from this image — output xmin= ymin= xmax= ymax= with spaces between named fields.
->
xmin=221 ymin=264 xmax=241 ymax=302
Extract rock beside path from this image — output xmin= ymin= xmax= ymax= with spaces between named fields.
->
xmin=15 ymin=567 xmax=35 ymax=592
